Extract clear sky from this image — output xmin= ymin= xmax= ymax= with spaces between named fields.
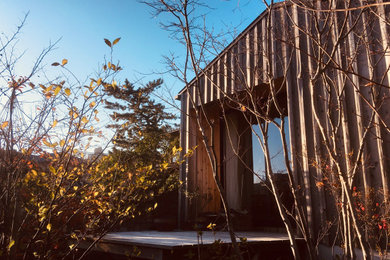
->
xmin=0 ymin=0 xmax=265 ymax=96
xmin=0 ymin=0 xmax=269 ymax=153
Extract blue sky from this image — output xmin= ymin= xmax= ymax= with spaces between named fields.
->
xmin=0 ymin=0 xmax=265 ymax=96
xmin=1 ymin=0 xmax=273 ymax=154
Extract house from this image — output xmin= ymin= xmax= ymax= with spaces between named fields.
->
xmin=176 ymin=0 xmax=390 ymax=253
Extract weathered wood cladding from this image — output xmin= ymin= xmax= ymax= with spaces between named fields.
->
xmin=178 ymin=0 xmax=390 ymax=235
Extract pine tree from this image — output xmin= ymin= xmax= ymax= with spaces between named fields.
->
xmin=104 ymin=79 xmax=177 ymax=169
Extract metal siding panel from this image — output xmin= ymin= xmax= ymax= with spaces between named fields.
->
xmin=210 ymin=65 xmax=215 ymax=102
xmin=253 ymin=24 xmax=259 ymax=86
xmin=231 ymin=45 xmax=236 ymax=94
xmin=262 ymin=17 xmax=268 ymax=82
xmin=374 ymin=1 xmax=390 ymax=198
xmin=217 ymin=59 xmax=221 ymax=99
xmin=224 ymin=53 xmax=229 ymax=94
xmin=246 ymin=33 xmax=251 ymax=89
xmin=203 ymin=73 xmax=208 ymax=105
xmin=292 ymin=4 xmax=314 ymax=235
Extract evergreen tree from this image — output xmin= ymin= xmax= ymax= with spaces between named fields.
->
xmin=104 ymin=79 xmax=177 ymax=169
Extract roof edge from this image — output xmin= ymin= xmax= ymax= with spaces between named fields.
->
xmin=176 ymin=1 xmax=288 ymax=99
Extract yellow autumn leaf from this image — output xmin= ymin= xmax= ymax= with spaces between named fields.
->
xmin=172 ymin=146 xmax=182 ymax=155
xmin=49 ymin=166 xmax=56 ymax=173
xmin=112 ymin=80 xmax=117 ymax=87
xmin=47 ymin=223 xmax=52 ymax=231
xmin=43 ymin=140 xmax=51 ymax=147
xmin=97 ymin=78 xmax=102 ymax=86
xmin=46 ymin=85 xmax=53 ymax=93
xmin=62 ymin=59 xmax=68 ymax=66
xmin=113 ymin=37 xmax=121 ymax=45
xmin=54 ymin=86 xmax=61 ymax=96
xmin=74 ymin=113 xmax=79 ymax=120
xmin=161 ymin=162 xmax=169 ymax=170
xmin=89 ymin=101 xmax=96 ymax=108
xmin=81 ymin=117 xmax=88 ymax=124
xmin=1 ymin=121 xmax=9 ymax=129
xmin=52 ymin=120 xmax=58 ymax=128
xmin=64 ymin=88 xmax=71 ymax=96
xmin=60 ymin=139 xmax=65 ymax=147
xmin=207 ymin=223 xmax=216 ymax=230
xmin=31 ymin=169 xmax=38 ymax=176
xmin=8 ymin=239 xmax=15 ymax=250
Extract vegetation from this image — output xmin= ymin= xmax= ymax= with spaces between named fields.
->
xmin=2 ymin=1 xmax=390 ymax=259
xmin=0 ymin=20 xmax=180 ymax=259
xmin=142 ymin=0 xmax=390 ymax=259
xmin=104 ymin=78 xmax=177 ymax=170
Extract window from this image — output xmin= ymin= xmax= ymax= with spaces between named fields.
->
xmin=252 ymin=117 xmax=289 ymax=183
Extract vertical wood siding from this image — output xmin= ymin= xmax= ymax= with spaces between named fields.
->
xmin=178 ymin=0 xmax=390 ymax=235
